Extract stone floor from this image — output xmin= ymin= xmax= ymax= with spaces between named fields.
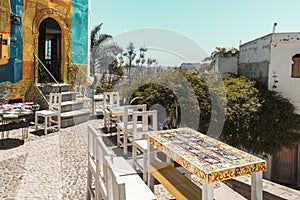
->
xmin=0 ymin=118 xmax=246 ymax=200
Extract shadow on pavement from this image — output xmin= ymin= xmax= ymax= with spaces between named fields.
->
xmin=0 ymin=138 xmax=24 ymax=150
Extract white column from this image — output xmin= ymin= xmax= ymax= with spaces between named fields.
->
xmin=251 ymin=172 xmax=263 ymax=200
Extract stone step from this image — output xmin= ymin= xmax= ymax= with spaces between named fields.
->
xmin=60 ymin=109 xmax=90 ymax=128
xmin=51 ymin=83 xmax=71 ymax=92
xmin=61 ymin=92 xmax=77 ymax=102
xmin=37 ymin=83 xmax=71 ymax=94
xmin=60 ymin=101 xmax=83 ymax=112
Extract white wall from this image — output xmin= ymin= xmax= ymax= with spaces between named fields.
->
xmin=215 ymin=56 xmax=238 ymax=77
xmin=272 ymin=32 xmax=300 ymax=43
xmin=269 ymin=40 xmax=300 ymax=113
xmin=239 ymin=34 xmax=272 ymax=64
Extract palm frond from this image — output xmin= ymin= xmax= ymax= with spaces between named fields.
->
xmin=91 ymin=23 xmax=112 ymax=49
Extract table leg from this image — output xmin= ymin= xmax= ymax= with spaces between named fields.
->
xmin=147 ymin=141 xmax=154 ymax=191
xmin=251 ymin=172 xmax=263 ymax=200
xmin=202 ymin=182 xmax=214 ymax=200
xmin=22 ymin=118 xmax=29 ymax=140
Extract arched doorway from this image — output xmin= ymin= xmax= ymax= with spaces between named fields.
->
xmin=38 ymin=18 xmax=62 ymax=82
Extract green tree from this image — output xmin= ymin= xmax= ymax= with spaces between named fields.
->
xmin=121 ymin=69 xmax=300 ymax=155
xmin=221 ymin=77 xmax=263 ymax=151
xmin=119 ymin=69 xmax=199 ymax=127
xmin=246 ymin=82 xmax=300 ymax=154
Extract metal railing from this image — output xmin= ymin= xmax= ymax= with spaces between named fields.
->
xmin=34 ymin=54 xmax=59 ymax=85
xmin=33 ymin=54 xmax=60 ymax=109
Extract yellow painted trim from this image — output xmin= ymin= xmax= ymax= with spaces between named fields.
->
xmin=22 ymin=1 xmax=73 ymax=83
xmin=0 ymin=0 xmax=11 ymax=66
xmin=0 ymin=34 xmax=10 ymax=65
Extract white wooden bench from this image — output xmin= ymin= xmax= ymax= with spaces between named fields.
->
xmin=86 ymin=124 xmax=136 ymax=200
xmin=105 ymin=155 xmax=157 ymax=200
xmin=150 ymin=162 xmax=202 ymax=200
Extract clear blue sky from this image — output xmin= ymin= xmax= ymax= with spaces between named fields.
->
xmin=91 ymin=0 xmax=300 ymax=66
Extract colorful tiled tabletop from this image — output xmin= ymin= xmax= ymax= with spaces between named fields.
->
xmin=0 ymin=102 xmax=39 ymax=111
xmin=0 ymin=103 xmax=37 ymax=140
xmin=145 ymin=127 xmax=267 ymax=184
xmin=106 ymin=106 xmax=133 ymax=117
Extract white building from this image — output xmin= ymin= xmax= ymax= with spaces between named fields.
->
xmin=214 ymin=53 xmax=239 ymax=78
xmin=239 ymin=32 xmax=300 ymax=113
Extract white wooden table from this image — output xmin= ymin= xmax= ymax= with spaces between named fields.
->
xmin=146 ymin=127 xmax=267 ymax=200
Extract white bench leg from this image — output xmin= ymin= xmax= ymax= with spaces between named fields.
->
xmin=202 ymin=182 xmax=214 ymax=200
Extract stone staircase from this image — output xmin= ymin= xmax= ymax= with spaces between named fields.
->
xmin=38 ymin=83 xmax=91 ymax=128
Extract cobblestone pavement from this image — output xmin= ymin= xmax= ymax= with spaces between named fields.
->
xmin=0 ymin=154 xmax=27 ymax=199
xmin=0 ymin=119 xmax=245 ymax=200
xmin=0 ymin=121 xmax=92 ymax=200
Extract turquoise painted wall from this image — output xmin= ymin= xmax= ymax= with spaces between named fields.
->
xmin=71 ymin=0 xmax=88 ymax=65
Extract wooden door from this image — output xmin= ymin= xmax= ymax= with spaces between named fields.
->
xmin=292 ymin=55 xmax=300 ymax=78
xmin=272 ymin=145 xmax=297 ymax=185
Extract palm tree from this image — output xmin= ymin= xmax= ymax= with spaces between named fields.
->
xmin=90 ymin=23 xmax=112 ymax=75
xmin=210 ymin=47 xmax=238 ymax=59
xmin=91 ymin=23 xmax=112 ymax=49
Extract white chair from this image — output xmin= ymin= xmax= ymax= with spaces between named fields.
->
xmin=94 ymin=94 xmax=104 ymax=113
xmin=86 ymin=124 xmax=137 ymax=200
xmin=103 ymin=92 xmax=120 ymax=108
xmin=102 ymin=91 xmax=120 ymax=131
xmin=35 ymin=93 xmax=61 ymax=134
xmin=104 ymin=156 xmax=157 ymax=200
xmin=131 ymin=110 xmax=158 ymax=182
xmin=116 ymin=104 xmax=147 ymax=154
